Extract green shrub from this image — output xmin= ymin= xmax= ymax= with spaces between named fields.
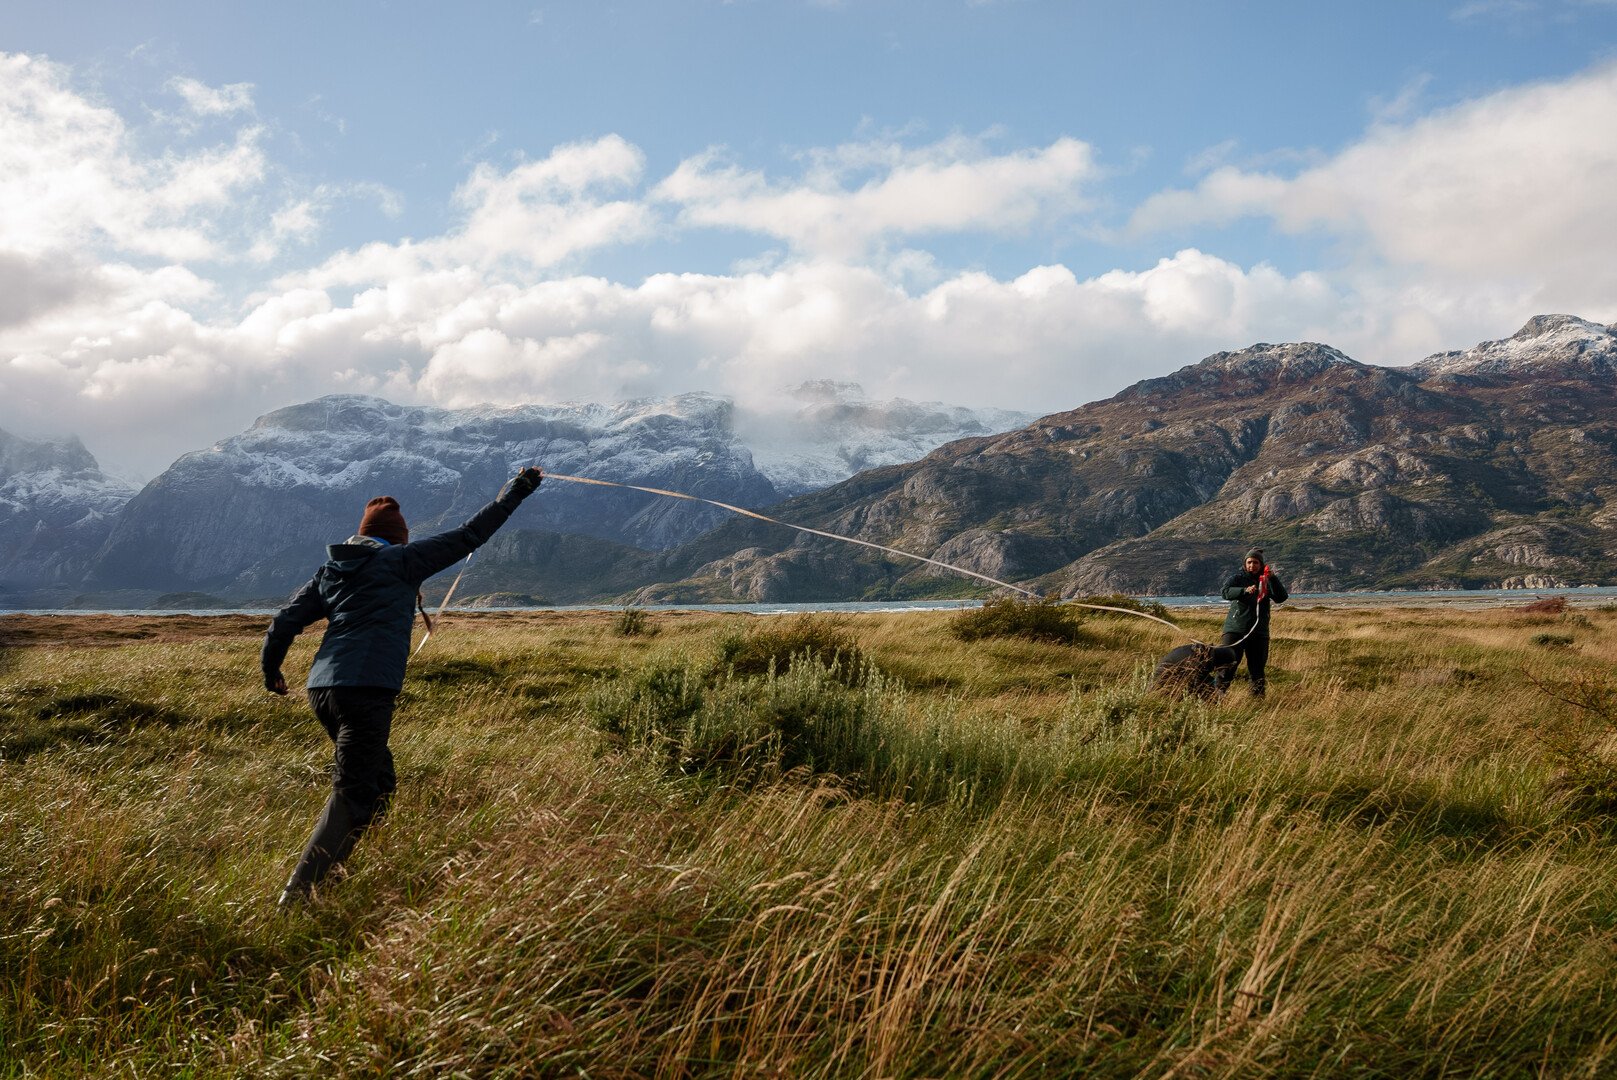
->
xmin=587 ymin=662 xmax=705 ymax=743
xmin=713 ymin=615 xmax=867 ymax=679
xmin=1531 ymin=632 xmax=1575 ymax=648
xmin=589 ymin=649 xmax=1233 ymax=807
xmin=949 ymin=596 xmax=1086 ymax=645
xmin=587 ymin=652 xmax=890 ymax=784
xmin=614 ymin=607 xmax=653 ymax=637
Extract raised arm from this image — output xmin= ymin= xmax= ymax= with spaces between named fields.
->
xmin=399 ymin=467 xmax=543 ymax=584
xmin=1221 ymin=575 xmax=1249 ymax=602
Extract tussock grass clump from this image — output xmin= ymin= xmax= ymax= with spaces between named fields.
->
xmin=949 ymin=595 xmax=1086 ymax=645
xmin=1530 ymin=669 xmax=1617 ymax=817
xmin=1533 ymin=631 xmax=1575 ymax=648
xmin=588 ymin=653 xmax=896 ymax=786
xmin=713 ymin=614 xmax=867 ymax=678
xmin=614 ymin=606 xmax=653 ymax=636
xmin=591 ymin=653 xmax=1230 ymax=807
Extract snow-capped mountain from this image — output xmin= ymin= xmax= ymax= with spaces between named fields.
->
xmin=1413 ymin=314 xmax=1617 ymax=378
xmin=78 ymin=389 xmax=1030 ymax=600
xmin=0 ymin=429 xmax=138 ymax=601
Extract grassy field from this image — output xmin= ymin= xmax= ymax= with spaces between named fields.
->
xmin=3 ymin=601 xmax=1616 ymax=1077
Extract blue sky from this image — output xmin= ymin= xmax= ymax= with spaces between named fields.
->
xmin=3 ymin=0 xmax=1617 ymax=474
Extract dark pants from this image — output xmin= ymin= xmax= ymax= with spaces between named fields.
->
xmin=281 ymin=686 xmax=398 ymax=902
xmin=1217 ymin=632 xmax=1271 ymax=697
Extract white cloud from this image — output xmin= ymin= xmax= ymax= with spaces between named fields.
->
xmin=5 ymin=48 xmax=1615 ymax=481
xmin=1130 ymin=63 xmax=1617 ymax=317
xmin=0 ymin=52 xmax=266 ymax=261
xmin=281 ymin=136 xmax=653 ymax=289
xmin=1368 ymin=73 xmax=1434 ymax=123
xmin=656 ymin=134 xmax=1099 ymax=258
xmin=244 ymin=181 xmax=407 ymax=263
xmin=167 ymin=76 xmax=255 ymax=116
xmin=2 ymin=248 xmax=1357 ymax=474
xmin=1184 ymin=139 xmax=1239 ymax=177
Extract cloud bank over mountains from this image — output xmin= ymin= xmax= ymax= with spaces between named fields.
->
xmin=2 ymin=49 xmax=1615 ymax=476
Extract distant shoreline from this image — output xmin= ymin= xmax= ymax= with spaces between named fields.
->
xmin=4 ymin=584 xmax=1616 ymax=626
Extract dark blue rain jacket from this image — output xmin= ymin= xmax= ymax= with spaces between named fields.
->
xmin=261 ymin=499 xmax=515 ymax=691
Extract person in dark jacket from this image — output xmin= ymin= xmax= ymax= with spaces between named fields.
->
xmin=1152 ymin=641 xmax=1241 ymax=698
xmin=261 ymin=467 xmax=543 ymax=907
xmin=1215 ymin=547 xmax=1288 ymax=697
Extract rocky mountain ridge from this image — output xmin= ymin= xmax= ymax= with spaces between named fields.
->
xmin=627 ymin=315 xmax=1617 ymax=601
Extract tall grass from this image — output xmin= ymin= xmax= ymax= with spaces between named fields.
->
xmin=2 ymin=605 xmax=1617 ymax=1075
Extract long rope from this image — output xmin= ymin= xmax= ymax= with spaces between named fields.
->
xmin=540 ymin=472 xmax=1202 ymax=641
xmin=412 ymin=550 xmax=476 ymax=658
xmin=411 ymin=470 xmax=1215 ymax=655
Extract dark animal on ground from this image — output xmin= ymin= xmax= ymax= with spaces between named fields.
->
xmin=1152 ymin=642 xmax=1240 ymax=698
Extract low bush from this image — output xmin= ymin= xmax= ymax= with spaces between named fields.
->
xmin=1518 ymin=596 xmax=1569 ymax=614
xmin=587 ymin=653 xmax=893 ymax=785
xmin=1532 ymin=631 xmax=1575 ymax=648
xmin=614 ymin=607 xmax=653 ymax=637
xmin=713 ymin=615 xmax=866 ymax=679
xmin=949 ymin=595 xmax=1086 ymax=645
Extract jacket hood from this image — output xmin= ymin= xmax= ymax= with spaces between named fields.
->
xmin=325 ymin=533 xmax=388 ymax=572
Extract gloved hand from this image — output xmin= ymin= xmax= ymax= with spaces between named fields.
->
xmin=265 ymin=670 xmax=288 ymax=695
xmin=497 ymin=466 xmax=543 ymax=509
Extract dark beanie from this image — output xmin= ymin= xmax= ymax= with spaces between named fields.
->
xmin=1246 ymin=547 xmax=1264 ymax=561
xmin=358 ymin=496 xmax=408 ymax=546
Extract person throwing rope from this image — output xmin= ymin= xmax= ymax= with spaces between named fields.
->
xmin=260 ymin=466 xmax=543 ymax=908
xmin=1214 ymin=547 xmax=1288 ymax=698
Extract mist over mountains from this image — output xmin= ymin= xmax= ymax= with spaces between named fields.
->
xmin=3 ymin=315 xmax=1615 ymax=609
xmin=0 ymin=384 xmax=1029 ymax=607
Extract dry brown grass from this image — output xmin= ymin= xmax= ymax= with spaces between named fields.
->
xmin=3 ymin=603 xmax=1617 ymax=1076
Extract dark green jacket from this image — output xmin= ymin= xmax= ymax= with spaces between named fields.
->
xmin=1220 ymin=570 xmax=1289 ymax=636
xmin=261 ymin=498 xmax=515 ymax=691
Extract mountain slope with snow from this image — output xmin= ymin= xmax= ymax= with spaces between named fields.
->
xmin=0 ymin=429 xmax=137 ymax=603
xmin=1413 ymin=314 xmax=1617 ymax=378
xmin=74 ymin=389 xmax=1028 ymax=602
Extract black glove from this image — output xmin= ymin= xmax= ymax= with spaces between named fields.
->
xmin=497 ymin=467 xmax=543 ymax=510
xmin=265 ymin=670 xmax=288 ymax=695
